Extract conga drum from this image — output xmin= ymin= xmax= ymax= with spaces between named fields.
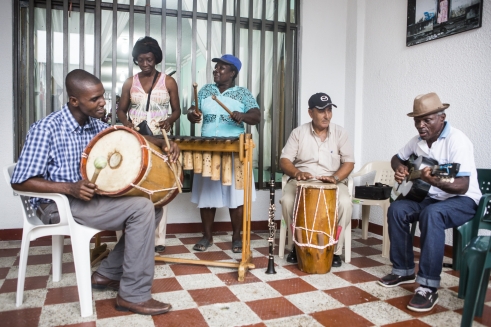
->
xmin=292 ymin=182 xmax=338 ymax=274
xmin=80 ymin=126 xmax=182 ymax=207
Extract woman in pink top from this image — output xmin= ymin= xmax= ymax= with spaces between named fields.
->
xmin=117 ymin=36 xmax=181 ymax=252
xmin=118 ymin=36 xmax=180 ymax=135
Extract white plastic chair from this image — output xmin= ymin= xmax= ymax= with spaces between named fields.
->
xmin=278 ymin=175 xmax=353 ymax=263
xmin=4 ymin=164 xmax=102 ymax=317
xmin=347 ymin=161 xmax=395 ymax=258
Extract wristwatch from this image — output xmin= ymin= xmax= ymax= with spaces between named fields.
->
xmin=333 ymin=175 xmax=340 ymax=182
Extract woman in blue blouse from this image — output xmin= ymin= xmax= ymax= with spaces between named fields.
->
xmin=187 ymin=54 xmax=260 ymax=252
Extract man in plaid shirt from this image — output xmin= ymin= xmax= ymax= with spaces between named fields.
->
xmin=11 ymin=69 xmax=178 ymax=316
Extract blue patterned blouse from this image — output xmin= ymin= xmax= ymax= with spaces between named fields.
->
xmin=193 ymin=84 xmax=259 ymax=137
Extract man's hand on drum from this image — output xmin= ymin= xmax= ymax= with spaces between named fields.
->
xmin=187 ymin=107 xmax=202 ymax=123
xmin=317 ymin=175 xmax=336 ymax=183
xmin=163 ymin=141 xmax=180 ymax=163
xmin=70 ymin=180 xmax=96 ymax=201
xmin=394 ymin=164 xmax=409 ymax=184
xmin=295 ymin=171 xmax=313 ymax=181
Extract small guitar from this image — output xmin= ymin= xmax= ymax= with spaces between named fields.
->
xmin=391 ymin=155 xmax=460 ymax=202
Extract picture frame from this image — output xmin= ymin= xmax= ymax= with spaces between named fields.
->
xmin=406 ymin=0 xmax=483 ymax=47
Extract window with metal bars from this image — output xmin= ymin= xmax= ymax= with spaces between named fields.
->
xmin=13 ymin=0 xmax=300 ymax=189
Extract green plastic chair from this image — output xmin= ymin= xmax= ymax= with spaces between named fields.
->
xmin=458 ymin=193 xmax=491 ymax=327
xmin=410 ymin=168 xmax=491 ymax=271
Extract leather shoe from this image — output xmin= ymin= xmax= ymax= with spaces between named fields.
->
xmin=116 ymin=294 xmax=172 ymax=315
xmin=286 ymin=247 xmax=297 ymax=264
xmin=155 ymin=245 xmax=166 ymax=252
xmin=91 ymin=271 xmax=120 ymax=291
xmin=332 ymin=254 xmax=342 ymax=267
xmin=378 ymin=273 xmax=416 ymax=288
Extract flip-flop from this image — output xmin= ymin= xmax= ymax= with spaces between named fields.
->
xmin=232 ymin=240 xmax=242 ymax=253
xmin=193 ymin=237 xmax=213 ymax=251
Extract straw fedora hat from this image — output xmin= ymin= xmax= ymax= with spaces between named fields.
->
xmin=407 ymin=92 xmax=450 ymax=117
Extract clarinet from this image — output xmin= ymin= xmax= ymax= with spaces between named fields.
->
xmin=265 ymin=178 xmax=277 ymax=274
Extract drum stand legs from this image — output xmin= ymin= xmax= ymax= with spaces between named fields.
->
xmin=90 ymin=234 xmax=110 ymax=267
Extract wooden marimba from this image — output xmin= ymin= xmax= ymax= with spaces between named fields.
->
xmin=154 ymin=133 xmax=255 ymax=281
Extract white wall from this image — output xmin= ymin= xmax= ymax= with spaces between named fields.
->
xmin=0 ymin=1 xmax=16 ymax=229
xmin=360 ymin=0 xmax=491 ymax=233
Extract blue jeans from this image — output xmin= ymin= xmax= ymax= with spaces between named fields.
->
xmin=388 ymin=196 xmax=477 ymax=288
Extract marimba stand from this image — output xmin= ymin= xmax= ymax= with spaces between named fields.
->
xmin=154 ymin=133 xmax=255 ymax=281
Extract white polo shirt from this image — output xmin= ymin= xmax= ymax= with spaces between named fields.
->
xmin=397 ymin=122 xmax=481 ymax=204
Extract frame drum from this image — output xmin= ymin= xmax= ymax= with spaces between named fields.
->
xmin=80 ymin=126 xmax=182 ymax=207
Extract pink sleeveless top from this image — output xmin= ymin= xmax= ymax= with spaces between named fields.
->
xmin=128 ymin=73 xmax=170 ymax=135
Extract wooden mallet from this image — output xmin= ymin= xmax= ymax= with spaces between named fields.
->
xmin=161 ymin=131 xmax=182 ymax=193
xmin=193 ymin=83 xmax=201 ymax=116
xmin=211 ymin=95 xmax=233 ymax=116
xmin=90 ymin=156 xmax=107 ymax=184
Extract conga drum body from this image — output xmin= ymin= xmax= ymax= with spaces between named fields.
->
xmin=293 ymin=182 xmax=338 ymax=274
xmin=80 ymin=126 xmax=182 ymax=207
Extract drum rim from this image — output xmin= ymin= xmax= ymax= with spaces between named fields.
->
xmin=80 ymin=126 xmax=149 ymax=196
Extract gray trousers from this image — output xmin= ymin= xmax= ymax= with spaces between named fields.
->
xmin=280 ymin=180 xmax=352 ymax=256
xmin=69 ymin=195 xmax=162 ymax=303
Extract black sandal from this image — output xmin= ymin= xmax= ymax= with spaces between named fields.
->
xmin=193 ymin=237 xmax=213 ymax=251
xmin=232 ymin=240 xmax=242 ymax=253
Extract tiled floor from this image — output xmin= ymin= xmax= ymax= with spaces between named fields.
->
xmin=0 ymin=228 xmax=490 ymax=327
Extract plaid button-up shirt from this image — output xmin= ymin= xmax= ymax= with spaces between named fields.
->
xmin=11 ymin=104 xmax=108 ymax=207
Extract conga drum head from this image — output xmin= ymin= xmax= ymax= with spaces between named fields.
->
xmin=80 ymin=126 xmax=182 ymax=207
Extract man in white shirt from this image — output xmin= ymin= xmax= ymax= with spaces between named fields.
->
xmin=378 ymin=92 xmax=481 ymax=313
xmin=280 ymin=93 xmax=355 ymax=267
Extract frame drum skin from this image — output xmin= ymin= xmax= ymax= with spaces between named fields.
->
xmin=80 ymin=126 xmax=182 ymax=207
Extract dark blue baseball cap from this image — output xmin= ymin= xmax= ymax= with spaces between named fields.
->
xmin=308 ymin=92 xmax=337 ymax=109
xmin=212 ymin=54 xmax=242 ymax=72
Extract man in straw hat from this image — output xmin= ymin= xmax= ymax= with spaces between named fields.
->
xmin=378 ymin=92 xmax=481 ymax=312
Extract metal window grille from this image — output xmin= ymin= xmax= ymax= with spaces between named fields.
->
xmin=13 ymin=0 xmax=300 ymax=189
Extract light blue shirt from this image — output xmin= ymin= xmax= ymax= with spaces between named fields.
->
xmin=194 ymin=84 xmax=259 ymax=137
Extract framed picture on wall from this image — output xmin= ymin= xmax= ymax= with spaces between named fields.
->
xmin=406 ymin=0 xmax=483 ymax=46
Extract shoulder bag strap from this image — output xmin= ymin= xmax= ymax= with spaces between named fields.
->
xmin=145 ymin=71 xmax=160 ymax=111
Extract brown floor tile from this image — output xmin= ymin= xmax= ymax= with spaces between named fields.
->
xmin=30 ymin=237 xmax=54 ymax=247
xmin=355 ymin=237 xmax=383 ymax=246
xmin=253 ymin=246 xmax=284 ymax=256
xmin=188 ymin=286 xmax=239 ymax=306
xmin=95 ymin=298 xmax=132 ymax=320
xmin=381 ymin=319 xmax=431 ymax=327
xmin=448 ymin=285 xmax=459 ymax=294
xmin=215 ymin=242 xmax=232 ymax=251
xmin=385 ymin=295 xmax=448 ymax=317
xmin=151 ymin=277 xmax=183 ymax=293
xmin=282 ymin=263 xmax=310 ymax=277
xmin=267 ymin=278 xmax=317 ymax=296
xmin=12 ymin=254 xmax=53 ymax=266
xmin=400 ymin=283 xmax=422 ymax=294
xmin=194 ymin=251 xmax=233 ymax=261
xmin=180 ymin=237 xmax=207 ymax=245
xmin=45 ymin=285 xmax=79 ymax=305
xmin=159 ymin=245 xmax=190 ymax=255
xmin=455 ymin=304 xmax=491 ymax=327
xmin=246 ymin=297 xmax=303 ymax=320
xmin=351 ymin=247 xmax=382 ymax=256
xmin=334 ymin=269 xmax=379 ymax=284
xmin=166 ymin=235 xmax=176 ymax=238
xmin=55 ymin=323 xmax=96 ymax=327
xmin=251 ymin=256 xmax=278 ymax=269
xmin=0 ymin=248 xmax=19 ymax=257
xmin=311 ymin=307 xmax=373 ymax=327
xmin=152 ymin=308 xmax=208 ymax=327
xmin=249 ymin=234 xmax=264 ymax=240
xmin=324 ymin=286 xmax=379 ymax=306
xmin=0 ymin=275 xmax=49 ymax=293
xmin=49 ymin=262 xmax=75 ymax=275
xmin=349 ymin=257 xmax=385 ymax=268
xmin=240 ymin=324 xmax=267 ymax=327
xmin=169 ymin=264 xmax=211 ymax=276
xmin=444 ymin=269 xmax=460 ymax=278
xmin=64 ymin=244 xmax=73 ymax=253
xmin=413 ymin=252 xmax=421 ymax=261
xmin=0 ymin=267 xmax=10 ymax=279
xmin=216 ymin=271 xmax=262 ymax=285
xmin=0 ymin=307 xmax=42 ymax=327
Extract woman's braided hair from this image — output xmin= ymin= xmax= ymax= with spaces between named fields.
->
xmin=132 ymin=36 xmax=163 ymax=65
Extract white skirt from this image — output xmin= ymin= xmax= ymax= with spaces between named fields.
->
xmin=191 ymin=159 xmax=256 ymax=209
